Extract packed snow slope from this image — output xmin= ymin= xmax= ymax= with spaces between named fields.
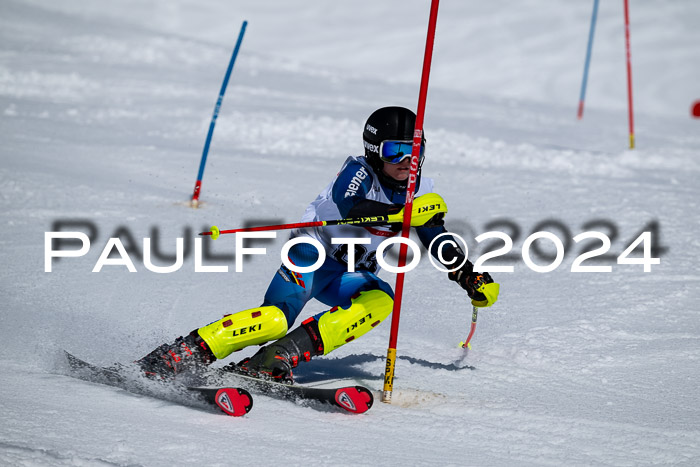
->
xmin=1 ymin=0 xmax=699 ymax=465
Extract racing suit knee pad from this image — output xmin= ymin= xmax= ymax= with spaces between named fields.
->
xmin=197 ymin=306 xmax=288 ymax=360
xmin=317 ymin=290 xmax=393 ymax=355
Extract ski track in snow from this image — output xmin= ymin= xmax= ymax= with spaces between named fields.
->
xmin=1 ymin=0 xmax=699 ymax=465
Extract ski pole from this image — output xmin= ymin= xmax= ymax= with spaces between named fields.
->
xmin=200 ymin=216 xmax=394 ymax=239
xmin=200 ymin=192 xmax=447 ymax=238
xmin=459 ymin=274 xmax=489 ymax=348
xmin=191 ymin=21 xmax=248 ymax=208
xmin=460 ymin=305 xmax=479 ymax=349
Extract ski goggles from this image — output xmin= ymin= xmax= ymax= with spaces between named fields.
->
xmin=378 ymin=140 xmax=425 ymax=164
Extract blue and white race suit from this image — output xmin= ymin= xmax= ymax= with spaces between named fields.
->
xmin=262 ymin=155 xmax=452 ymax=325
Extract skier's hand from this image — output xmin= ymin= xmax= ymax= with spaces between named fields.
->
xmin=387 ymin=193 xmax=447 ymax=228
xmin=448 ymin=261 xmax=499 ymax=307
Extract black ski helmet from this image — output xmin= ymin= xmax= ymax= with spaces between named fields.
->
xmin=362 ymin=106 xmax=426 ymax=191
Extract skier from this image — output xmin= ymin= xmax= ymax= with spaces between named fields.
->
xmin=139 ymin=106 xmax=499 ymax=381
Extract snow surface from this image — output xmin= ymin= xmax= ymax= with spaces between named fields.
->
xmin=2 ymin=0 xmax=700 ymax=465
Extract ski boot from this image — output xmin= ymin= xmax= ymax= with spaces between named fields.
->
xmin=229 ymin=317 xmax=325 ymax=383
xmin=138 ymin=305 xmax=289 ymax=379
xmin=137 ymin=331 xmax=216 ymax=379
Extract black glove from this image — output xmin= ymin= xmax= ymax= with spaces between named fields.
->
xmin=448 ymin=260 xmax=494 ymax=303
xmin=423 ymin=212 xmax=445 ymax=228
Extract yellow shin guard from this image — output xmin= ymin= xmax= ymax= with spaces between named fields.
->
xmin=317 ymin=290 xmax=393 ymax=355
xmin=197 ymin=306 xmax=288 ymax=360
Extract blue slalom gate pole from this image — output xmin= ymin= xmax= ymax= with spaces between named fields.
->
xmin=191 ymin=20 xmax=248 ymax=207
xmin=577 ymin=0 xmax=599 ymax=119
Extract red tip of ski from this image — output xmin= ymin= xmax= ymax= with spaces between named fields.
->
xmin=214 ymin=388 xmax=253 ymax=417
xmin=334 ymin=386 xmax=373 ymax=414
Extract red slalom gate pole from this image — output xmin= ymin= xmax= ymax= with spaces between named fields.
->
xmin=623 ymin=0 xmax=635 ymax=149
xmin=382 ymin=0 xmax=440 ymax=404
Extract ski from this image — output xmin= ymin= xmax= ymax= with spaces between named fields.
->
xmin=62 ymin=351 xmax=253 ymax=417
xmin=63 ymin=351 xmax=373 ymax=415
xmin=209 ymin=367 xmax=374 ymax=414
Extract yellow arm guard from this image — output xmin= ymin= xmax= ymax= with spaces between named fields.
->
xmin=387 ymin=193 xmax=447 ymax=227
